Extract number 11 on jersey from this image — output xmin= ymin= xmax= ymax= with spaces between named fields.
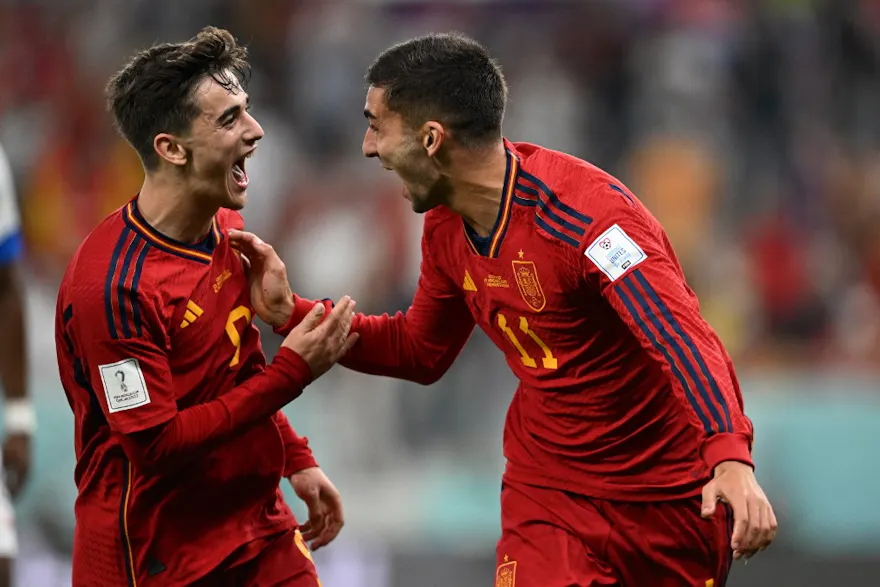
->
xmin=497 ymin=312 xmax=558 ymax=370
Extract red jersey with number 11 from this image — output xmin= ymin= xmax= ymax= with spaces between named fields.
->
xmin=289 ymin=139 xmax=754 ymax=501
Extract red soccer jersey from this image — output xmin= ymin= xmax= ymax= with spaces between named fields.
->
xmin=55 ymin=198 xmax=317 ymax=586
xmin=280 ymin=139 xmax=753 ymax=501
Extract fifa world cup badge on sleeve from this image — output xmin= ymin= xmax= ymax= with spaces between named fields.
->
xmin=99 ymin=358 xmax=151 ymax=413
xmin=586 ymin=224 xmax=647 ymax=282
xmin=512 ymin=259 xmax=546 ymax=312
xmin=495 ymin=555 xmax=517 ymax=587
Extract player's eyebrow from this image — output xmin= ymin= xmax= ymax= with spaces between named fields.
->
xmin=217 ymin=97 xmax=250 ymax=124
xmin=364 ymin=109 xmax=377 ymax=121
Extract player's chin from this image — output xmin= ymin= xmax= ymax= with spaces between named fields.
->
xmin=225 ymin=176 xmax=248 ymax=210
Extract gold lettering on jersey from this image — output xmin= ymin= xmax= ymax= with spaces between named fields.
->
xmin=511 ymin=260 xmax=546 ymax=312
xmin=213 ymin=269 xmax=232 ymax=293
xmin=495 ymin=556 xmax=516 ymax=587
xmin=180 ymin=300 xmax=204 ymax=329
xmin=463 ymin=270 xmax=478 ymax=292
xmin=485 ymin=274 xmax=509 ymax=288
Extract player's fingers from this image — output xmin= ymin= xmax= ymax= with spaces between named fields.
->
xmin=766 ymin=503 xmax=779 ymax=545
xmin=238 ymin=252 xmax=251 ymax=272
xmin=295 ymin=303 xmax=327 ymax=334
xmin=753 ymin=501 xmax=777 ymax=553
xmin=730 ymin=496 xmax=751 ymax=552
xmin=700 ymin=481 xmax=719 ymax=517
xmin=317 ymin=296 xmax=354 ymax=335
xmin=312 ymin=510 xmax=343 ymax=550
xmin=227 ymin=229 xmax=255 ymax=252
xmin=300 ymin=523 xmax=320 ymax=542
xmin=336 ymin=332 xmax=360 ymax=359
xmin=742 ymin=494 xmax=763 ymax=552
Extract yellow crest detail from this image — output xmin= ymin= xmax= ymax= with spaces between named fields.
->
xmin=512 ymin=260 xmax=546 ymax=312
xmin=495 ymin=559 xmax=517 ymax=587
xmin=463 ymin=270 xmax=478 ymax=292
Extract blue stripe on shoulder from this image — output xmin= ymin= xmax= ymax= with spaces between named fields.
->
xmin=535 ymin=216 xmax=580 ymax=247
xmin=104 ymin=228 xmax=131 ymax=340
xmin=609 ymin=184 xmax=636 ymax=206
xmin=130 ymin=240 xmax=151 ymax=338
xmin=520 ymin=170 xmax=593 ymax=225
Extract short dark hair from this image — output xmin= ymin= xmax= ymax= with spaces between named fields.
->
xmin=106 ymin=26 xmax=251 ymax=169
xmin=366 ymin=32 xmax=507 ymax=149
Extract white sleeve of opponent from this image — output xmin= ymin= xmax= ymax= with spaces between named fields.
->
xmin=0 ymin=142 xmax=21 ymax=243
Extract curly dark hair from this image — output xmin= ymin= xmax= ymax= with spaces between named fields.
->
xmin=106 ymin=26 xmax=251 ymax=169
xmin=366 ymin=32 xmax=507 ymax=149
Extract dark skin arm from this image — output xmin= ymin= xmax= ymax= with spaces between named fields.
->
xmin=0 ymin=261 xmax=30 ymax=499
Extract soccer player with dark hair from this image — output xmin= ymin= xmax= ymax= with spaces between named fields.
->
xmin=233 ymin=32 xmax=777 ymax=586
xmin=55 ymin=27 xmax=357 ymax=587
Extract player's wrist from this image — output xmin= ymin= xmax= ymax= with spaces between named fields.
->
xmin=4 ymin=398 xmax=36 ymax=435
xmin=701 ymin=432 xmax=753 ymax=473
xmin=266 ymin=295 xmax=295 ymax=329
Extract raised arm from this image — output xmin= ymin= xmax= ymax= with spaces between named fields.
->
xmin=231 ymin=228 xmax=476 ymax=386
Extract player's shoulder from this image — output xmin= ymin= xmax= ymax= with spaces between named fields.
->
xmin=60 ymin=203 xmax=159 ymax=312
xmin=423 ymin=205 xmax=461 ymax=240
xmin=511 ymin=140 xmax=646 ymax=242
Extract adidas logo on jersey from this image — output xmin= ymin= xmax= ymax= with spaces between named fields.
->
xmin=180 ymin=300 xmax=204 ymax=328
xmin=463 ymin=270 xmax=478 ymax=292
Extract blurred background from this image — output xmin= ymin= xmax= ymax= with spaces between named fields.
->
xmin=1 ymin=0 xmax=880 ymax=585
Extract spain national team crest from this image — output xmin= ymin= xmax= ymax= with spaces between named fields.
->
xmin=495 ymin=556 xmax=517 ymax=587
xmin=512 ymin=260 xmax=546 ymax=312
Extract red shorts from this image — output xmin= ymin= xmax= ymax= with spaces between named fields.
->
xmin=191 ymin=528 xmax=321 ymax=587
xmin=495 ymin=480 xmax=734 ymax=587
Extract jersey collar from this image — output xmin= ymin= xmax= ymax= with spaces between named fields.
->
xmin=122 ymin=197 xmax=222 ymax=265
xmin=462 ymin=144 xmax=520 ymax=258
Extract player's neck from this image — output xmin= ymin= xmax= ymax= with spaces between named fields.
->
xmin=447 ymin=141 xmax=508 ymax=238
xmin=137 ymin=174 xmax=217 ymax=244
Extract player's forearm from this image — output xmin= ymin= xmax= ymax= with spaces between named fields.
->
xmin=274 ymin=411 xmax=317 ymax=476
xmin=607 ymin=270 xmax=754 ymax=468
xmin=0 ymin=263 xmax=28 ymax=400
xmin=339 ymin=311 xmax=467 ymax=384
xmin=275 ymin=294 xmax=473 ymax=384
xmin=119 ymin=348 xmax=312 ymax=475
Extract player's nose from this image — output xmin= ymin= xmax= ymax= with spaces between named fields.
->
xmin=362 ymin=128 xmax=377 ymax=158
xmin=244 ymin=112 xmax=264 ymax=145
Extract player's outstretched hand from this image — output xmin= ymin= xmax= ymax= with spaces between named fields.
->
xmin=282 ymin=296 xmax=359 ymax=379
xmin=289 ymin=466 xmax=344 ymax=551
xmin=701 ymin=461 xmax=777 ymax=561
xmin=228 ymin=229 xmax=294 ymax=328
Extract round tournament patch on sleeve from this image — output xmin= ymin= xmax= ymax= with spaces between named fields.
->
xmin=585 ymin=224 xmax=647 ymax=282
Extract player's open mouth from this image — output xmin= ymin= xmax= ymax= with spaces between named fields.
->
xmin=231 ymin=153 xmax=251 ymax=189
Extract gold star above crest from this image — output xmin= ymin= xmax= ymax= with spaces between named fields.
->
xmin=503 ymin=555 xmax=510 ymax=563
xmin=517 ymin=250 xmax=525 ymax=259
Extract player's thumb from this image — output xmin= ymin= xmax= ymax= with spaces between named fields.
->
xmin=297 ymin=303 xmax=326 ymax=332
xmin=701 ymin=482 xmax=719 ymax=517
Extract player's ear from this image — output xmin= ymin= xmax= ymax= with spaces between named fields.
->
xmin=421 ymin=122 xmax=444 ymax=157
xmin=154 ymin=133 xmax=188 ymax=167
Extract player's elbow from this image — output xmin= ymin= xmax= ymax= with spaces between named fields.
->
xmin=117 ymin=424 xmax=179 ymax=476
xmin=411 ymin=369 xmax=444 ymax=386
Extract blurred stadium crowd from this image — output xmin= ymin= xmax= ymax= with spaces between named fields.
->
xmin=1 ymin=1 xmax=879 ymax=585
